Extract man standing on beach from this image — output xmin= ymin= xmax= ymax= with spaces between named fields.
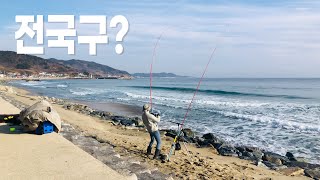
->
xmin=142 ymin=104 xmax=161 ymax=159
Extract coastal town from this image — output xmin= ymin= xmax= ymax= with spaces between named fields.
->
xmin=0 ymin=71 xmax=132 ymax=80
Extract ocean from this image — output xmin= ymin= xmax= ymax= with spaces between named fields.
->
xmin=10 ymin=78 xmax=320 ymax=164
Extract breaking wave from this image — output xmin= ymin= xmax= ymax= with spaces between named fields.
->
xmin=127 ymin=86 xmax=310 ymax=99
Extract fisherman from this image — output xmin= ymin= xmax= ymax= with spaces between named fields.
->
xmin=142 ymin=104 xmax=161 ymax=159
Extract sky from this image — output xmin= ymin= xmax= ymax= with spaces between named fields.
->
xmin=0 ymin=0 xmax=320 ymax=78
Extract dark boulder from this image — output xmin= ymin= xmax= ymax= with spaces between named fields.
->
xmin=201 ymin=133 xmax=224 ymax=148
xmin=120 ymin=119 xmax=135 ymax=126
xmin=304 ymin=167 xmax=320 ymax=180
xmin=178 ymin=136 xmax=195 ymax=143
xmin=165 ymin=130 xmax=177 ymax=138
xmin=202 ymin=133 xmax=215 ymax=140
xmin=285 ymin=152 xmax=296 ymax=161
xmin=194 ymin=137 xmax=210 ymax=147
xmin=245 ymin=146 xmax=261 ymax=153
xmin=218 ymin=145 xmax=239 ymax=157
xmin=262 ymin=152 xmax=289 ymax=166
xmin=182 ymin=128 xmax=195 ymax=138
xmin=239 ymin=151 xmax=254 ymax=160
xmin=131 ymin=117 xmax=144 ymax=127
xmin=194 ymin=136 xmax=223 ymax=149
xmin=286 ymin=161 xmax=320 ymax=169
xmin=252 ymin=150 xmax=264 ymax=160
xmin=111 ymin=116 xmax=126 ymax=122
xmin=236 ymin=146 xmax=263 ymax=161
xmin=235 ymin=146 xmax=246 ymax=153
xmin=262 ymin=161 xmax=287 ymax=170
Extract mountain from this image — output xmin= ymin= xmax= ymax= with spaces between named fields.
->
xmin=0 ymin=51 xmax=132 ymax=78
xmin=132 ymin=72 xmax=185 ymax=78
xmin=50 ymin=59 xmax=130 ymax=77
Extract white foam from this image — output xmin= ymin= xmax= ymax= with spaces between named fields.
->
xmin=57 ymin=84 xmax=68 ymax=88
xmin=69 ymin=88 xmax=106 ymax=96
xmin=211 ymin=110 xmax=320 ymax=133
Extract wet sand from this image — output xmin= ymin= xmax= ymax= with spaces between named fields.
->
xmin=84 ymin=101 xmax=141 ymax=117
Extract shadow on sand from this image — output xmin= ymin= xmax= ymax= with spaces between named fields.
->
xmin=0 ymin=114 xmax=24 ymax=134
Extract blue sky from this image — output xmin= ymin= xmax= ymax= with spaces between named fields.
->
xmin=1 ymin=0 xmax=320 ymax=77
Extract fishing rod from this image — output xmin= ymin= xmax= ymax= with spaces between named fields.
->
xmin=165 ymin=25 xmax=229 ymax=162
xmin=166 ymin=47 xmax=218 ymax=162
xmin=149 ymin=33 xmax=164 ymax=111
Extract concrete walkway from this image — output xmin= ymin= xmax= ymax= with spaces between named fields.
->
xmin=0 ymin=97 xmax=133 ymax=180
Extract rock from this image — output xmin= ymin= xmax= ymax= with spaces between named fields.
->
xmin=262 ymin=161 xmax=286 ymax=170
xmin=63 ymin=104 xmax=73 ymax=110
xmin=278 ymin=167 xmax=304 ymax=176
xmin=199 ymin=133 xmax=225 ymax=149
xmin=202 ymin=133 xmax=215 ymax=140
xmin=252 ymin=150 xmax=264 ymax=160
xmin=286 ymin=161 xmax=320 ymax=169
xmin=295 ymin=157 xmax=308 ymax=163
xmin=120 ymin=119 xmax=135 ymax=126
xmin=275 ymin=165 xmax=289 ymax=171
xmin=239 ymin=151 xmax=254 ymax=160
xmin=304 ymin=167 xmax=320 ymax=180
xmin=264 ymin=157 xmax=282 ymax=166
xmin=256 ymin=161 xmax=269 ymax=169
xmin=285 ymin=152 xmax=307 ymax=163
xmin=131 ymin=117 xmax=144 ymax=127
xmin=262 ymin=152 xmax=289 ymax=166
xmin=218 ymin=145 xmax=239 ymax=157
xmin=245 ymin=146 xmax=261 ymax=153
xmin=182 ymin=128 xmax=195 ymax=138
xmin=195 ymin=137 xmax=209 ymax=147
xmin=111 ymin=115 xmax=126 ymax=121
xmin=178 ymin=136 xmax=195 ymax=143
xmin=235 ymin=146 xmax=246 ymax=153
xmin=50 ymin=97 xmax=56 ymax=102
xmin=237 ymin=146 xmax=263 ymax=161
xmin=165 ymin=130 xmax=177 ymax=138
xmin=286 ymin=152 xmax=296 ymax=161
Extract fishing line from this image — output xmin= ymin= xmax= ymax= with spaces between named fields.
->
xmin=180 ymin=24 xmax=229 ymax=129
xmin=149 ymin=32 xmax=164 ymax=110
xmin=180 ymin=48 xmax=216 ymax=130
xmin=166 ymin=24 xmax=229 ymax=161
xmin=166 ymin=48 xmax=217 ymax=161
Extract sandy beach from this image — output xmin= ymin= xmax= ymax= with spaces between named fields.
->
xmin=0 ymin=83 xmax=313 ymax=180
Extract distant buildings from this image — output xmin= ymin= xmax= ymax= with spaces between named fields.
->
xmin=0 ymin=71 xmax=131 ymax=80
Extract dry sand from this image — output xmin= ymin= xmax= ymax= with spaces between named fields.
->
xmin=1 ymin=85 xmax=311 ymax=180
xmin=0 ymin=97 xmax=133 ymax=180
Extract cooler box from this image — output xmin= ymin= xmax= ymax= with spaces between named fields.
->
xmin=35 ymin=121 xmax=54 ymax=135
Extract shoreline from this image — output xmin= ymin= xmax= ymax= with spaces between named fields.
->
xmin=9 ymin=82 xmax=319 ymax=164
xmin=0 ymin=83 xmax=318 ymax=179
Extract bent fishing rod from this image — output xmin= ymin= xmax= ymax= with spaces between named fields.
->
xmin=166 ymin=47 xmax=218 ymax=161
xmin=165 ymin=25 xmax=228 ymax=161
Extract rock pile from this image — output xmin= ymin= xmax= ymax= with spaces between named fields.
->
xmin=193 ymin=132 xmax=320 ymax=179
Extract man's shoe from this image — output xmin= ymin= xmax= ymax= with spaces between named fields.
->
xmin=153 ymin=149 xmax=161 ymax=159
xmin=147 ymin=146 xmax=152 ymax=155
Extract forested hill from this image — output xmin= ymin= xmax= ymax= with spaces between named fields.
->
xmin=0 ymin=51 xmax=132 ymax=78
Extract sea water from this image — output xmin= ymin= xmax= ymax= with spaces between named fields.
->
xmin=11 ymin=78 xmax=320 ymax=164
